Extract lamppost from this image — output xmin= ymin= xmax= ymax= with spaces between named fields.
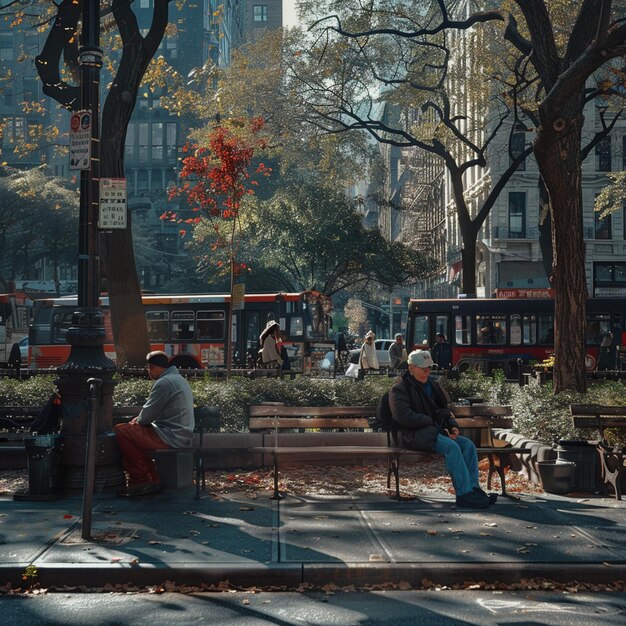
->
xmin=55 ymin=0 xmax=123 ymax=493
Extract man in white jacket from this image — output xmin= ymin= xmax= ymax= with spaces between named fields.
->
xmin=114 ymin=351 xmax=194 ymax=496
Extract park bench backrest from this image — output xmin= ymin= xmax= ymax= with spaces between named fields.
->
xmin=570 ymin=404 xmax=626 ymax=429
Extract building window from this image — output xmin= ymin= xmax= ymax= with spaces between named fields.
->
xmin=595 ymin=208 xmax=612 ymax=239
xmin=151 ymin=122 xmax=163 ymax=160
xmin=508 ymin=192 xmax=526 ymax=238
xmin=0 ymin=33 xmax=13 ymax=61
xmin=596 ymin=136 xmax=611 ymax=171
xmin=23 ymin=78 xmax=38 ymax=102
xmin=138 ymin=123 xmax=149 ymax=161
xmin=125 ymin=123 xmax=135 ymax=159
xmin=166 ymin=123 xmax=177 ymax=160
xmin=253 ymin=4 xmax=268 ymax=21
xmin=594 ymin=262 xmax=626 ymax=297
xmin=510 ymin=126 xmax=526 ymax=171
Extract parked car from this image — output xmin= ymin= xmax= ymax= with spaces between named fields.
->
xmin=348 ymin=339 xmax=394 ymax=367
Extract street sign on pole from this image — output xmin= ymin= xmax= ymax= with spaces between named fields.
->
xmin=98 ymin=178 xmax=127 ymax=229
xmin=232 ymin=282 xmax=245 ymax=310
xmin=69 ymin=110 xmax=92 ymax=170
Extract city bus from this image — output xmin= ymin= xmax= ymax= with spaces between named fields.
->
xmin=28 ymin=291 xmax=333 ymax=371
xmin=405 ymin=297 xmax=625 ymax=377
xmin=0 ymin=292 xmax=33 ymax=367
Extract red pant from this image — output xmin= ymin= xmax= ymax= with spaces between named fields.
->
xmin=113 ymin=422 xmax=170 ymax=486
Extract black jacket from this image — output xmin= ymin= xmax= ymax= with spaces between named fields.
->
xmin=388 ymin=372 xmax=458 ymax=451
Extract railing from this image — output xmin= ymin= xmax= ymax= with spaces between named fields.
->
xmin=491 ymin=227 xmax=539 ymax=239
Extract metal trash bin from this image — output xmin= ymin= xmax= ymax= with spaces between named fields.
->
xmin=19 ymin=435 xmax=63 ymax=500
xmin=557 ymin=440 xmax=597 ymax=492
xmin=538 ymin=460 xmax=575 ymax=494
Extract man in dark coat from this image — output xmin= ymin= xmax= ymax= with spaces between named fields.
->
xmin=389 ymin=349 xmax=494 ymax=508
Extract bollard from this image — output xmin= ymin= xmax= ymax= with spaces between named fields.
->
xmin=81 ymin=378 xmax=101 ymax=540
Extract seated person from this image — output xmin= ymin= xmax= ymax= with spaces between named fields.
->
xmin=114 ymin=351 xmax=195 ymax=497
xmin=389 ymin=350 xmax=496 ymax=509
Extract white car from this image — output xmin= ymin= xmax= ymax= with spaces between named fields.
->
xmin=349 ymin=339 xmax=394 ymax=367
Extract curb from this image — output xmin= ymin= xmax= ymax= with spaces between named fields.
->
xmin=3 ymin=561 xmax=625 ymax=591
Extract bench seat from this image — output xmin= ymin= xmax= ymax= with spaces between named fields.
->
xmin=570 ymin=404 xmax=626 ymax=499
xmin=249 ymin=404 xmax=529 ymax=501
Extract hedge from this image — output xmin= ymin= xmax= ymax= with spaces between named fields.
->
xmin=2 ymin=372 xmax=625 ymax=446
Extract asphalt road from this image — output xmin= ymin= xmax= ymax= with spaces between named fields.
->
xmin=2 ymin=590 xmax=625 ymax=625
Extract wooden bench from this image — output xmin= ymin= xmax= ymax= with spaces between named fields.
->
xmin=249 ymin=404 xmax=527 ymax=501
xmin=0 ymin=405 xmax=221 ymax=498
xmin=451 ymin=405 xmax=531 ymax=499
xmin=570 ymin=404 xmax=626 ymax=499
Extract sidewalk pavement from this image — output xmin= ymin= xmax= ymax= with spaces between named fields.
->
xmin=1 ymin=487 xmax=625 ymax=590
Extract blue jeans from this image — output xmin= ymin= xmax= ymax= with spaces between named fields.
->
xmin=434 ymin=434 xmax=479 ymax=497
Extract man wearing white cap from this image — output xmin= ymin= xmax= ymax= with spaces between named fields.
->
xmin=388 ymin=350 xmax=495 ymax=508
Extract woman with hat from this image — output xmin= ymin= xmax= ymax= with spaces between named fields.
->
xmin=359 ymin=330 xmax=379 ymax=372
xmin=259 ymin=320 xmax=283 ymax=367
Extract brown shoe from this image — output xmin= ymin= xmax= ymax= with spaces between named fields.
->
xmin=117 ymin=482 xmax=162 ymax=497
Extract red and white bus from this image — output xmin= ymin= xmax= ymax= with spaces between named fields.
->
xmin=406 ymin=297 xmax=625 ymax=377
xmin=28 ymin=291 xmax=333 ymax=371
xmin=0 ymin=292 xmax=33 ymax=367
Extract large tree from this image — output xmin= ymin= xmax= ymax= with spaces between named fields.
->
xmin=291 ymin=3 xmax=534 ymax=295
xmin=298 ymin=0 xmax=626 ymax=392
xmin=0 ymin=166 xmax=78 ymax=292
xmin=194 ymin=179 xmax=435 ymax=296
xmin=32 ymin=0 xmax=176 ymax=366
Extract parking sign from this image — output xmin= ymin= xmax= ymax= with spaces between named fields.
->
xmin=69 ymin=110 xmax=91 ymax=170
xmin=99 ymin=178 xmax=127 ymax=229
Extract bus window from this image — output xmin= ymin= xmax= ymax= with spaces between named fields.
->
xmin=146 ymin=311 xmax=169 ymax=341
xmin=537 ymin=315 xmax=553 ymax=344
xmin=412 ymin=314 xmax=429 ymax=347
xmin=245 ymin=312 xmax=260 ymax=351
xmin=522 ymin=315 xmax=537 ymax=344
xmin=435 ymin=315 xmax=448 ymax=339
xmin=476 ymin=315 xmax=506 ymax=345
xmin=455 ymin=315 xmax=471 ymax=345
xmin=171 ymin=311 xmax=194 ymax=341
xmin=586 ymin=314 xmax=611 ymax=345
xmin=52 ymin=310 xmax=74 ymax=344
xmin=197 ymin=311 xmax=224 ymax=340
xmin=290 ymin=317 xmax=303 ymax=337
xmin=510 ymin=314 xmax=522 ymax=345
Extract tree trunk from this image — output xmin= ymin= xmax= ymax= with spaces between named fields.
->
xmin=534 ymin=100 xmax=587 ymax=393
xmin=460 ymin=239 xmax=477 ymax=296
xmin=537 ymin=178 xmax=553 ymax=282
xmin=100 ymin=74 xmax=150 ymax=368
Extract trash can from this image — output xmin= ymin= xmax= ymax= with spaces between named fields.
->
xmin=537 ymin=460 xmax=575 ymax=494
xmin=557 ymin=440 xmax=597 ymax=492
xmin=20 ymin=435 xmax=63 ymax=500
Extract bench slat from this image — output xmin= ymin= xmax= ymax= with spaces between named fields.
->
xmin=249 ymin=406 xmax=376 ymax=418
xmin=570 ymin=404 xmax=626 ymax=417
xmin=452 ymin=405 xmax=512 ymax=417
xmin=250 ymin=417 xmax=370 ymax=430
xmin=456 ymin=417 xmax=513 ymax=429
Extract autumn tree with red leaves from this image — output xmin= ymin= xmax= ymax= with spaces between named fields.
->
xmin=167 ymin=118 xmax=271 ymax=377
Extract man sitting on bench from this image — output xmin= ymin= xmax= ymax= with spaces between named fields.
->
xmin=389 ymin=349 xmax=497 ymax=509
xmin=114 ymin=351 xmax=195 ymax=497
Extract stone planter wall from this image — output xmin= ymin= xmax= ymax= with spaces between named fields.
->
xmin=493 ymin=428 xmax=557 ymax=486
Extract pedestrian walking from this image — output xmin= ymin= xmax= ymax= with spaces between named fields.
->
xmin=359 ymin=330 xmax=379 ymax=372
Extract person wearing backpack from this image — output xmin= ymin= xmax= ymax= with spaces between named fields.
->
xmin=388 ymin=349 xmax=495 ymax=509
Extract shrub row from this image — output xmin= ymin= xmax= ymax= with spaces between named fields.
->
xmin=2 ymin=372 xmax=625 ymax=446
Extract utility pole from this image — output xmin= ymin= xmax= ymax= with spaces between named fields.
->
xmin=55 ymin=0 xmax=123 ymax=493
